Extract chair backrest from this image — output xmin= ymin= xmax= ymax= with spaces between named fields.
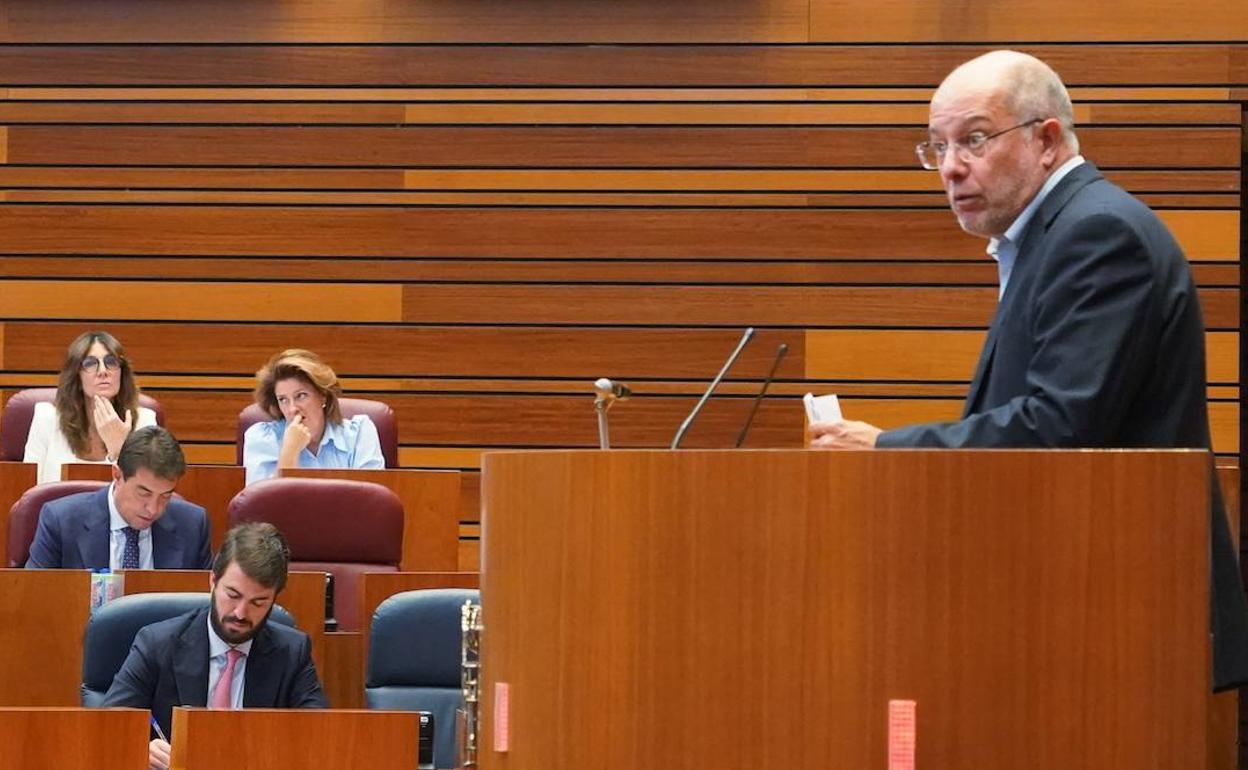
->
xmin=1 ymin=387 xmax=166 ymax=461
xmin=227 ymin=478 xmax=405 ymax=631
xmin=366 ymin=588 xmax=479 ymax=769
xmin=7 ymin=480 xmax=109 ymax=567
xmin=235 ymin=398 xmax=398 ymax=468
xmin=81 ymin=591 xmax=296 ymax=706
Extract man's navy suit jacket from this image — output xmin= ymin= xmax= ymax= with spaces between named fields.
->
xmin=877 ymin=162 xmax=1248 ymax=691
xmin=101 ymin=606 xmax=328 ymax=738
xmin=25 ymin=486 xmax=212 ymax=570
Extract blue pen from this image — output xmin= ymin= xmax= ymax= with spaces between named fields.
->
xmin=149 ymin=714 xmax=168 ymax=743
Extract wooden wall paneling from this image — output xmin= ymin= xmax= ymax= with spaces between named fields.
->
xmin=0 ymin=0 xmax=812 ymax=44
xmin=0 ymin=190 xmax=1237 ymax=209
xmin=5 ymin=126 xmax=1239 ymax=167
xmin=0 ymin=100 xmax=1238 ymax=127
xmin=0 ymin=280 xmax=403 ymax=322
xmin=1 ymin=323 xmax=808 ymax=379
xmin=0 ymin=257 xmax=1235 ymax=286
xmin=0 ymin=208 xmax=1235 ymax=261
xmin=9 ymin=281 xmax=1228 ymax=330
xmin=0 ymin=45 xmax=1242 ymax=86
xmin=809 ymin=0 xmax=1248 ymax=42
xmin=806 ymin=330 xmax=1240 ymax=384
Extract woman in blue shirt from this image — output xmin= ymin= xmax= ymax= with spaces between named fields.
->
xmin=242 ymin=349 xmax=385 ymax=484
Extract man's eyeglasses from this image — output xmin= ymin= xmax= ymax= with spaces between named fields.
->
xmin=81 ymin=354 xmax=122 ymax=373
xmin=915 ymin=118 xmax=1044 ymax=170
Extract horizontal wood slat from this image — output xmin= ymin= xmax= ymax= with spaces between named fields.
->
xmin=0 ymin=191 xmax=1235 ymax=209
xmin=0 ymin=101 xmax=1237 ymax=126
xmin=809 ymin=0 xmax=1248 ymax=42
xmin=0 ymin=322 xmax=808 ymax=379
xmin=0 ymin=45 xmax=1243 ymax=85
xmin=5 ymin=126 xmax=1238 ymax=168
xmin=0 ymin=87 xmax=1238 ymax=103
xmin=0 ymin=281 xmax=1234 ymax=328
xmin=0 ymin=258 xmax=1236 ymax=286
xmin=807 ymin=330 xmax=1240 ymax=384
xmin=0 ymin=0 xmax=813 ymax=44
xmin=0 ymin=207 xmax=1236 ymax=261
xmin=0 ymin=281 xmax=403 ymax=322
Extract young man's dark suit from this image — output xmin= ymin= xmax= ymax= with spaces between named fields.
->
xmin=25 ymin=487 xmax=212 ymax=570
xmin=101 ymin=606 xmax=328 ymax=738
xmin=877 ymin=161 xmax=1248 ymax=691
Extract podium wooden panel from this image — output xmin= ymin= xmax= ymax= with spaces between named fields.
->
xmin=0 ymin=707 xmax=149 ymax=770
xmin=169 ymin=707 xmax=421 ymax=770
xmin=479 ymin=449 xmax=1211 ymax=770
xmin=0 ymin=569 xmax=325 ymax=707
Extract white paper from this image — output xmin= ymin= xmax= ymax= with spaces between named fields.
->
xmin=803 ymin=392 xmax=843 ymax=423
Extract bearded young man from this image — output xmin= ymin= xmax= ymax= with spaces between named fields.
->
xmin=103 ymin=522 xmax=327 ymax=770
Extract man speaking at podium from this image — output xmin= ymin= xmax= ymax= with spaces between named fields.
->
xmin=808 ymin=50 xmax=1248 ymax=691
xmin=103 ymin=523 xmax=328 ymax=769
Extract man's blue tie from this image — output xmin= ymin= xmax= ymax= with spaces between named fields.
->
xmin=122 ymin=526 xmax=140 ymax=569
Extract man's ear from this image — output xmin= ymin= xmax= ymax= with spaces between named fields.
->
xmin=1039 ymin=118 xmax=1065 ymax=166
xmin=110 ymin=464 xmax=123 ymax=485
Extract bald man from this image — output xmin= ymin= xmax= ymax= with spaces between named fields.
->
xmin=809 ymin=50 xmax=1248 ymax=690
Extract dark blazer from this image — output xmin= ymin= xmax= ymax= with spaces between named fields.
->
xmin=101 ymin=606 xmax=328 ymax=738
xmin=877 ymin=162 xmax=1248 ymax=690
xmin=25 ymin=487 xmax=212 ymax=570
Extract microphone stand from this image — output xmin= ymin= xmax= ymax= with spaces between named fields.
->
xmin=595 ymin=399 xmax=612 ymax=450
xmin=671 ymin=327 xmax=755 ymax=449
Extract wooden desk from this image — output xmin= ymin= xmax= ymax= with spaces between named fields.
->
xmin=0 ymin=570 xmax=91 ymax=706
xmin=0 ymin=568 xmax=325 ymax=707
xmin=0 ymin=707 xmax=149 ymax=770
xmin=0 ymin=462 xmax=38 ymax=561
xmin=285 ymin=468 xmax=460 ymax=572
xmin=170 ymin=707 xmax=421 ymax=770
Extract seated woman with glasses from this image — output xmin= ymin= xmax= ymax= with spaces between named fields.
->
xmin=24 ymin=330 xmax=157 ymax=484
xmin=243 ymin=349 xmax=384 ymax=484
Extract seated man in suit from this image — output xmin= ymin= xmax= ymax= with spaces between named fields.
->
xmin=25 ymin=425 xmax=212 ymax=570
xmin=103 ymin=522 xmax=328 ymax=770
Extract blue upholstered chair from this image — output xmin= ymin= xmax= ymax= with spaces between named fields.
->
xmin=366 ymin=588 xmax=478 ymax=769
xmin=81 ymin=591 xmax=296 ymax=706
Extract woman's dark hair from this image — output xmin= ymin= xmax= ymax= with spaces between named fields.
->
xmin=253 ymin=349 xmax=343 ymax=424
xmin=55 ymin=331 xmax=141 ymax=457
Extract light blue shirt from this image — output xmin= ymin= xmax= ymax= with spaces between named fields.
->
xmin=242 ymin=414 xmax=385 ymax=485
xmin=988 ymin=155 xmax=1085 ymax=299
xmin=108 ymin=482 xmax=153 ymax=570
xmin=206 ymin=613 xmax=253 ymax=709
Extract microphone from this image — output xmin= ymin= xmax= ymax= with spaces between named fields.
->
xmin=670 ymin=327 xmax=755 ymax=449
xmin=593 ymin=378 xmax=632 ymax=402
xmin=593 ymin=378 xmax=631 ymax=450
xmin=734 ymin=343 xmax=788 ymax=448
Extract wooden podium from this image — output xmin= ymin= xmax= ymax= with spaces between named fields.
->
xmin=479 ymin=449 xmax=1212 ymax=770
